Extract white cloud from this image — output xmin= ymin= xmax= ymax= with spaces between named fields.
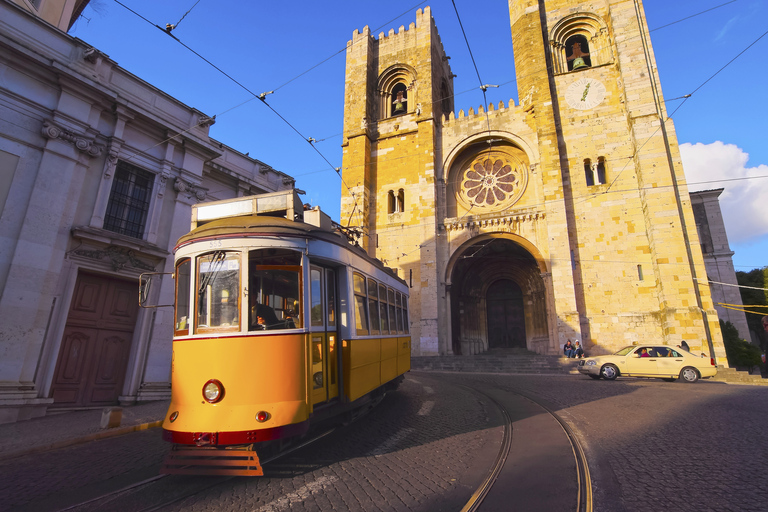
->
xmin=680 ymin=141 xmax=768 ymax=244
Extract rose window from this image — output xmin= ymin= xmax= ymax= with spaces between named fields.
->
xmin=460 ymin=156 xmax=526 ymax=209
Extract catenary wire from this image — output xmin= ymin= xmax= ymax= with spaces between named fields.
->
xmin=100 ymin=1 xmax=762 ymax=256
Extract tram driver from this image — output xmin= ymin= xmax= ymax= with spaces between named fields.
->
xmin=251 ymin=303 xmax=280 ymax=330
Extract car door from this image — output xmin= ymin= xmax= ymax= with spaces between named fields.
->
xmin=625 ymin=347 xmax=659 ymax=376
xmin=655 ymin=347 xmax=684 ymax=377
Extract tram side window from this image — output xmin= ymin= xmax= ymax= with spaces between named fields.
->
xmin=379 ymin=283 xmax=389 ymax=335
xmin=249 ymin=249 xmax=302 ymax=330
xmin=388 ymin=288 xmax=397 ymax=335
xmin=175 ymin=258 xmax=191 ymax=335
xmin=368 ymin=278 xmax=380 ymax=335
xmin=395 ymin=293 xmax=403 ymax=334
xmin=402 ymin=295 xmax=409 ymax=333
xmin=353 ymin=273 xmax=369 ymax=335
xmin=196 ymin=251 xmax=240 ymax=332
xmin=326 ymin=269 xmax=336 ymax=327
xmin=310 ymin=267 xmax=323 ymax=327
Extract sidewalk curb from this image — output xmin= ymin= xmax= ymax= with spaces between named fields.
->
xmin=0 ymin=420 xmax=163 ymax=462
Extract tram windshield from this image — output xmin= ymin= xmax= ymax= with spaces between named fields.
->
xmin=196 ymin=251 xmax=240 ymax=332
xmin=249 ymin=249 xmax=302 ymax=330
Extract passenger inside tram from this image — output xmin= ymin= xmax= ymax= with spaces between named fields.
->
xmin=251 ymin=303 xmax=281 ymax=330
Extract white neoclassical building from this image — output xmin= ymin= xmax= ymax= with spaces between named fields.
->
xmin=0 ymin=0 xmax=294 ymax=423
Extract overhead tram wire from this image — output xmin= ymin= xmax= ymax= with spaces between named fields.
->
xmin=110 ymin=0 xmax=360 ymax=216
xmin=165 ymin=0 xmax=202 ymax=33
xmin=272 ymin=0 xmax=429 ymax=93
xmin=571 ymin=22 xmax=768 ymax=208
xmin=108 ymin=1 xmax=756 ymax=241
xmin=120 ymin=0 xmax=740 ymax=190
xmin=379 ymin=14 xmax=768 ymax=267
xmin=450 ymin=0 xmax=496 ymax=142
xmin=109 ymin=0 xmax=451 ymax=234
xmin=328 ymin=1 xmax=750 ymax=186
xmin=649 ymin=0 xmax=738 ymax=33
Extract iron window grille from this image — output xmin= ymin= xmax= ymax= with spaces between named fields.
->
xmin=103 ymin=160 xmax=154 ymax=239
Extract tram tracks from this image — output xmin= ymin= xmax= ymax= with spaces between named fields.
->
xmin=47 ymin=379 xmax=591 ymax=512
xmin=54 ymin=428 xmax=337 ymax=512
xmin=457 ymin=384 xmax=593 ymax=512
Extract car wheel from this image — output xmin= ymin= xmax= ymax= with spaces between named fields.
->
xmin=588 ymin=374 xmax=601 ymax=380
xmin=662 ymin=378 xmax=676 ymax=382
xmin=600 ymin=364 xmax=619 ymax=380
xmin=680 ymin=367 xmax=699 ymax=383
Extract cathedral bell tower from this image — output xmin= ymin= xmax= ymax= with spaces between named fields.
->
xmin=509 ymin=0 xmax=724 ymax=356
xmin=340 ymin=7 xmax=453 ymax=354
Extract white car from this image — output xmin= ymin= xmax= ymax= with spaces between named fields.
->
xmin=577 ymin=345 xmax=717 ymax=383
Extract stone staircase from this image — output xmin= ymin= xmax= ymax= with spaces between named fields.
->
xmin=710 ymin=366 xmax=768 ymax=386
xmin=410 ymin=350 xmax=580 ymax=375
xmin=410 ymin=351 xmax=768 ymax=385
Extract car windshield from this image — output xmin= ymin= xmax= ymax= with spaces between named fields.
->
xmin=614 ymin=346 xmax=636 ymax=356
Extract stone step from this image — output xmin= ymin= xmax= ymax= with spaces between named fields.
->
xmin=410 ymin=355 xmax=579 ymax=374
xmin=411 ymin=356 xmax=768 ymax=383
xmin=710 ymin=367 xmax=768 ymax=386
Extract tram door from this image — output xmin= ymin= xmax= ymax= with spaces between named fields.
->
xmin=309 ymin=266 xmax=338 ymax=405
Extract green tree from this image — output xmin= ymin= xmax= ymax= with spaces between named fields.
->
xmin=735 ymin=267 xmax=768 ymax=350
xmin=720 ymin=319 xmax=762 ymax=372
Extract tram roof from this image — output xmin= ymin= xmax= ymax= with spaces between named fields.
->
xmin=176 ymin=215 xmax=405 ymax=285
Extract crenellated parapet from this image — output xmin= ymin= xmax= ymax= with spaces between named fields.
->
xmin=442 ymin=98 xmax=521 ymax=125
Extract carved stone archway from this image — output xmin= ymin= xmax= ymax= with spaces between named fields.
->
xmin=449 ymin=236 xmax=549 ymax=355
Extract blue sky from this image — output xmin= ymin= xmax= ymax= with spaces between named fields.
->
xmin=71 ymin=1 xmax=768 ymax=271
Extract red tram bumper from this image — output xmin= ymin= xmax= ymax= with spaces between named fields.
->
xmin=163 ymin=419 xmax=310 ymax=446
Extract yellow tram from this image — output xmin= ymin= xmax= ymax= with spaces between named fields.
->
xmin=155 ymin=190 xmax=410 ymax=475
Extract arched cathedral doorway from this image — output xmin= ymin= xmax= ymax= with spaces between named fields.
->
xmin=449 ymin=237 xmax=549 ymax=355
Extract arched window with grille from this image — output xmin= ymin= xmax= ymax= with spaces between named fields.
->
xmin=551 ymin=13 xmax=612 ymax=74
xmin=378 ymin=65 xmax=417 ymax=119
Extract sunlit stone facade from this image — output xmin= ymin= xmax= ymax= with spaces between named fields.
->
xmin=340 ymin=2 xmax=728 ymax=363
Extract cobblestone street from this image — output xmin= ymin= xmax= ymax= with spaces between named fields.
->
xmin=446 ymin=373 xmax=768 ymax=512
xmin=2 ymin=372 xmax=767 ymax=511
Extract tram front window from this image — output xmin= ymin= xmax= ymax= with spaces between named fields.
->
xmin=196 ymin=251 xmax=240 ymax=331
xmin=249 ymin=249 xmax=302 ymax=330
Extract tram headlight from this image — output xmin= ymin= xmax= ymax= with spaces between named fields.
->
xmin=202 ymin=379 xmax=224 ymax=403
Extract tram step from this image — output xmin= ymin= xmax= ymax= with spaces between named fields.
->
xmin=161 ymin=446 xmax=264 ymax=476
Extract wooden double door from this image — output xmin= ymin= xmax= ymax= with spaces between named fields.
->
xmin=486 ymin=279 xmax=527 ymax=349
xmin=50 ymin=272 xmax=139 ymax=408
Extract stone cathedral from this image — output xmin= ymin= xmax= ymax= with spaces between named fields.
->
xmin=340 ymin=1 xmax=727 ymax=362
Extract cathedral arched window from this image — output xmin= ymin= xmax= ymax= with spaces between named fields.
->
xmin=378 ymin=65 xmax=417 ymax=119
xmin=550 ymin=14 xmax=612 ymax=74
xmin=387 ymin=189 xmax=405 ymax=214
